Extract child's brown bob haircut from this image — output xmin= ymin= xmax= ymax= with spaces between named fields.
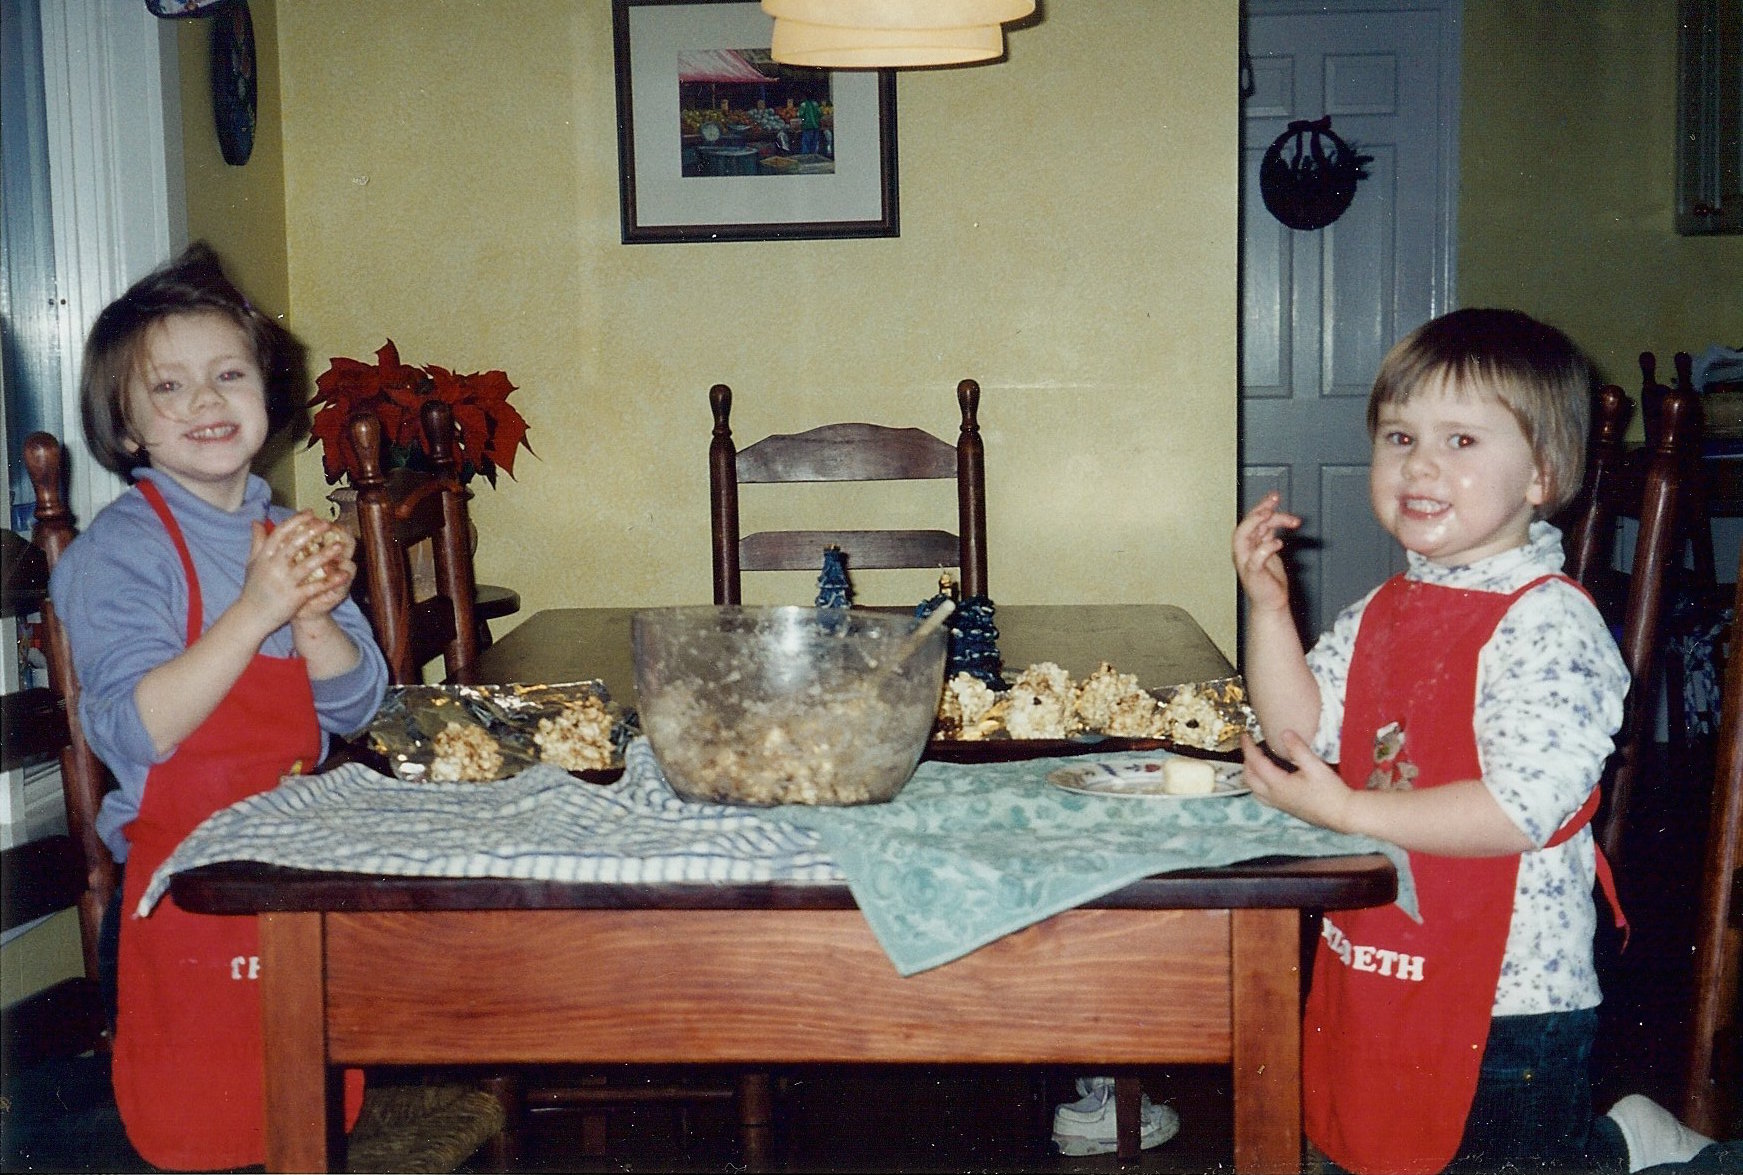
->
xmin=80 ymin=241 xmax=304 ymax=476
xmin=1366 ymin=308 xmax=1593 ymax=517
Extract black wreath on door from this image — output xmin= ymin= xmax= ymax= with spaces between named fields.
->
xmin=1260 ymin=116 xmax=1373 ymax=231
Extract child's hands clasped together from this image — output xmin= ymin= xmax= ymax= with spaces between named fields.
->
xmin=239 ymin=511 xmax=355 ymax=633
xmin=250 ymin=512 xmax=362 ymax=678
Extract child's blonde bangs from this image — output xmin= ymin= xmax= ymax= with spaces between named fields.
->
xmin=1366 ymin=311 xmax=1592 ymax=517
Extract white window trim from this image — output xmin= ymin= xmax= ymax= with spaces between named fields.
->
xmin=38 ymin=0 xmax=186 ymax=523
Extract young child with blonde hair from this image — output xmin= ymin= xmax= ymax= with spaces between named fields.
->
xmin=1233 ymin=308 xmax=1717 ymax=1173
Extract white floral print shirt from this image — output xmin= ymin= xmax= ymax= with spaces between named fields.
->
xmin=1305 ymin=521 xmax=1629 ymax=1015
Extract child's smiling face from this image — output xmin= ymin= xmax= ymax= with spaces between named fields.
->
xmin=1368 ymin=372 xmax=1547 ymax=567
xmin=125 ymin=311 xmax=268 ymax=511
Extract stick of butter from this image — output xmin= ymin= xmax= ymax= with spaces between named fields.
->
xmin=1161 ymin=757 xmax=1218 ymax=796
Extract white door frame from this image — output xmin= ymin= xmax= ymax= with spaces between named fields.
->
xmin=38 ymin=0 xmax=186 ymax=522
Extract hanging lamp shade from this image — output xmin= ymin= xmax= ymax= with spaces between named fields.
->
xmin=762 ymin=0 xmax=1035 ymax=68
xmin=770 ymin=19 xmax=1004 ymax=67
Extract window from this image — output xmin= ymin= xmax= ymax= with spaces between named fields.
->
xmin=1677 ymin=0 xmax=1743 ymax=234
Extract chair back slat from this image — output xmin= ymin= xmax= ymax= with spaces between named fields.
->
xmin=739 ymin=529 xmax=963 ymax=572
xmin=736 ymin=423 xmax=958 ymax=483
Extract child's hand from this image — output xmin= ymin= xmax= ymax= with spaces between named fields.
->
xmin=1241 ymin=730 xmax=1354 ymax=833
xmin=287 ymin=520 xmax=357 ymax=623
xmin=237 ymin=513 xmax=327 ymax=632
xmin=238 ymin=513 xmax=352 ymax=633
xmin=1231 ymin=492 xmax=1301 ymax=615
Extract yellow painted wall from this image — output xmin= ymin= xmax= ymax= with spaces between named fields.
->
xmin=165 ymin=1 xmax=1743 ymax=668
xmin=264 ymin=0 xmax=1241 ymax=653
xmin=0 ymin=910 xmax=83 ymax=1007
xmin=176 ymin=0 xmax=299 ymax=501
xmin=1459 ymin=0 xmax=1743 ymax=391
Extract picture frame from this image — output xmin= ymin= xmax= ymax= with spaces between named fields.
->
xmin=611 ymin=0 xmax=900 ymax=243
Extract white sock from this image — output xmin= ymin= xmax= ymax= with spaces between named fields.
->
xmin=1606 ymin=1094 xmax=1715 ymax=1173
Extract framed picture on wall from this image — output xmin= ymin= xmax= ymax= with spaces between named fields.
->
xmin=612 ymin=0 xmax=900 ymax=243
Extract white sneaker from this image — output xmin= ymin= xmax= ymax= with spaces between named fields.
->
xmin=1606 ymin=1094 xmax=1715 ymax=1172
xmin=1052 ymin=1076 xmax=1181 ymax=1157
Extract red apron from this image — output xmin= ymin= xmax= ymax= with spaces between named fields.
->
xmin=1302 ymin=574 xmax=1609 ymax=1175
xmin=112 ymin=480 xmax=362 ymax=1171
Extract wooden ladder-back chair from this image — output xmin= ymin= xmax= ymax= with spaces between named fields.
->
xmin=20 ymin=434 xmax=117 ymax=994
xmin=710 ymin=378 xmax=988 ymax=604
xmin=352 ymin=403 xmax=758 ymax=1163
xmin=347 ymin=401 xmax=482 ymax=685
xmin=0 ymin=434 xmax=117 ymax=1082
xmin=702 ymin=379 xmax=994 ymax=1162
xmin=1562 ymin=379 xmax=1707 ymax=861
xmin=1639 ymin=351 xmax=1720 ymax=589
xmin=1686 ymin=558 xmax=1743 ymax=1138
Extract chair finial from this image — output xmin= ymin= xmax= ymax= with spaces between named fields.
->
xmin=710 ymin=384 xmax=733 ymax=439
xmin=957 ymin=378 xmax=981 ymax=435
xmin=348 ymin=413 xmax=386 ymax=488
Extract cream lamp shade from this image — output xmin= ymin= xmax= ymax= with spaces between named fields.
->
xmin=762 ymin=0 xmax=1036 ymax=68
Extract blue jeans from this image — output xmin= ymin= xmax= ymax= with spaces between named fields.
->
xmin=99 ymin=864 xmax=123 ymax=1036
xmin=1311 ymin=1009 xmax=1630 ymax=1173
xmin=1449 ymin=1008 xmax=1627 ymax=1172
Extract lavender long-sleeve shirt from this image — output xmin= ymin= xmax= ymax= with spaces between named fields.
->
xmin=48 ymin=467 xmax=387 ymax=863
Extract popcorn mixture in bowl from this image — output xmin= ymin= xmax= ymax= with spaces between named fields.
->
xmin=633 ymin=606 xmax=947 ymax=807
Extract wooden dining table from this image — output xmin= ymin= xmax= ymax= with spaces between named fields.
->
xmin=171 ymin=604 xmax=1396 ymax=1174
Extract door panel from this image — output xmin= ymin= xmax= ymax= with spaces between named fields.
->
xmin=1240 ymin=1 xmax=1458 ymax=642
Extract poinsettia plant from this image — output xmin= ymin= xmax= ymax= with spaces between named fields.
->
xmin=307 ymin=340 xmax=533 ymax=487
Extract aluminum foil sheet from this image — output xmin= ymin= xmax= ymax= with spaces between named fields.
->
xmin=365 ymin=682 xmax=636 ymax=782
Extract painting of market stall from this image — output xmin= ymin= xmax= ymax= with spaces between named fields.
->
xmin=677 ymin=47 xmax=835 ymax=177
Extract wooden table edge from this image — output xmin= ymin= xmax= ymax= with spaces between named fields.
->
xmin=173 ymin=853 xmax=1395 ymax=915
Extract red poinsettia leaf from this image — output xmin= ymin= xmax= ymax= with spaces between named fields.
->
xmin=448 ymin=402 xmax=492 ymax=469
xmin=379 ymin=374 xmax=435 ymax=451
xmin=460 ymin=369 xmax=517 ymax=407
xmin=312 ymin=355 xmax=382 ymax=408
xmin=305 ymin=404 xmax=352 ymax=481
xmin=484 ymin=409 xmax=532 ymax=478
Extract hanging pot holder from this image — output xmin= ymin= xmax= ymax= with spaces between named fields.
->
xmin=1259 ymin=116 xmax=1374 ymax=231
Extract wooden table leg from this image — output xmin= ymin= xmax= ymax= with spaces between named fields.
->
xmin=1231 ymin=908 xmax=1303 ymax=1174
xmin=260 ymin=912 xmax=338 ymax=1173
xmin=736 ymin=1070 xmax=774 ymax=1171
xmin=1114 ymin=1074 xmax=1142 ymax=1161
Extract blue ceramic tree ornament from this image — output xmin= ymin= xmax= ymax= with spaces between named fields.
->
xmin=916 ymin=573 xmax=1005 ymax=689
xmin=816 ymin=545 xmax=853 ymax=609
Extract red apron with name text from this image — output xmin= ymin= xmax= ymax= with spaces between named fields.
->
xmin=111 ymin=480 xmax=362 ymax=1171
xmin=1302 ymin=573 xmax=1604 ymax=1175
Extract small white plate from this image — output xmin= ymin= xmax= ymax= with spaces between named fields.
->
xmin=1047 ymin=758 xmax=1249 ymax=799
